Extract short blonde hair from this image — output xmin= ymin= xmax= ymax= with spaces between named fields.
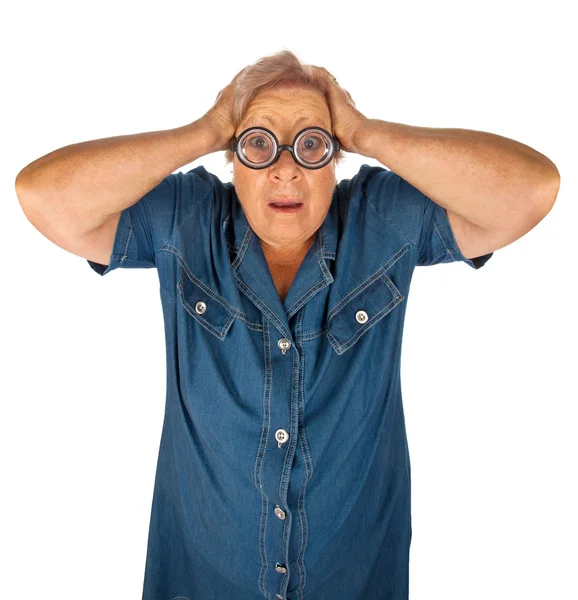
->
xmin=224 ymin=48 xmax=346 ymax=167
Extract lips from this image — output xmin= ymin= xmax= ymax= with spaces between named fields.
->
xmin=268 ymin=198 xmax=304 ymax=207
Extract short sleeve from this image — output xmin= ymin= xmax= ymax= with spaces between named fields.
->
xmin=87 ymin=166 xmax=214 ymax=276
xmin=361 ymin=164 xmax=493 ymax=270
xmin=418 ymin=195 xmax=494 ymax=269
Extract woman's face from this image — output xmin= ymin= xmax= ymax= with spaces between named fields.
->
xmin=232 ymin=85 xmax=337 ymax=256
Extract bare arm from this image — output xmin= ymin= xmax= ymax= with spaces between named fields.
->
xmin=14 ymin=67 xmax=245 ymax=267
xmin=15 ymin=117 xmax=222 ymax=246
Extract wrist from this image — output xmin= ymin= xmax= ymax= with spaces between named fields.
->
xmin=185 ymin=117 xmax=229 ymax=155
xmin=195 ymin=115 xmax=234 ymax=153
xmin=352 ymin=118 xmax=380 ymax=158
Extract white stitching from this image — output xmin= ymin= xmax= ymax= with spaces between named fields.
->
xmin=120 ymin=225 xmax=133 ymax=262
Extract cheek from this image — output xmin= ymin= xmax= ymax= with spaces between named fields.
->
xmin=233 ymin=172 xmax=266 ymax=216
xmin=311 ymin=172 xmax=337 ymax=199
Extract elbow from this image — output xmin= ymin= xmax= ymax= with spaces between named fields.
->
xmin=530 ymin=164 xmax=561 ymax=221
xmin=541 ymin=166 xmax=561 ymax=215
xmin=15 ymin=169 xmax=44 ymax=223
xmin=15 ymin=169 xmax=36 ymax=214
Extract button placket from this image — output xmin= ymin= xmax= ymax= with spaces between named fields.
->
xmin=276 ymin=338 xmax=291 ymax=446
xmin=271 ymin=335 xmax=293 ymax=594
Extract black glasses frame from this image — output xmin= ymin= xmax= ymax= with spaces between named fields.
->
xmin=229 ymin=126 xmax=341 ymax=170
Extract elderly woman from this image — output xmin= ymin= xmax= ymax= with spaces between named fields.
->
xmin=16 ymin=50 xmax=559 ymax=600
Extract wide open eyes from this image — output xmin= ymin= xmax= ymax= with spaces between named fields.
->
xmin=235 ymin=126 xmax=334 ymax=169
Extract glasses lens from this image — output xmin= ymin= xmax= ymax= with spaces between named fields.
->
xmin=295 ymin=130 xmax=330 ymax=164
xmin=239 ymin=128 xmax=332 ymax=167
xmin=241 ymin=130 xmax=275 ymax=164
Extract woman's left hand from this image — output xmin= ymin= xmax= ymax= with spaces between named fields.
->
xmin=313 ymin=66 xmax=371 ymax=155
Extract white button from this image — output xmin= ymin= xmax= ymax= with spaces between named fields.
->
xmin=275 ymin=429 xmax=289 ymax=447
xmin=278 ymin=338 xmax=291 ymax=354
xmin=355 ymin=309 xmax=368 ymax=323
xmin=274 ymin=505 xmax=286 ymax=520
xmin=275 ymin=562 xmax=287 ymax=573
xmin=195 ymin=301 xmax=207 ymax=314
xmin=276 ymin=595 xmax=285 ymax=599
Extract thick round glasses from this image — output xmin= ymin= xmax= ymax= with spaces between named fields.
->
xmin=230 ymin=126 xmax=340 ymax=170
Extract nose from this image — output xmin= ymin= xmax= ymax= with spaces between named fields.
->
xmin=270 ymin=148 xmax=300 ymax=178
xmin=275 ymin=146 xmax=298 ymax=166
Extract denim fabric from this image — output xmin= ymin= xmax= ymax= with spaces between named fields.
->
xmin=88 ymin=164 xmax=493 ymax=600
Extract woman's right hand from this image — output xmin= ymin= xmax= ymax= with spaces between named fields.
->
xmin=200 ymin=66 xmax=248 ymax=152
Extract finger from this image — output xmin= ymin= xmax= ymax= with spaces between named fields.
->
xmin=320 ymin=67 xmax=338 ymax=84
xmin=313 ymin=65 xmax=336 ymax=82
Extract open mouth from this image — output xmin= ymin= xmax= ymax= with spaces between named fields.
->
xmin=268 ymin=202 xmax=304 ymax=212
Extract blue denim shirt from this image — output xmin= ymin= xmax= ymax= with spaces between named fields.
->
xmin=88 ymin=164 xmax=493 ymax=600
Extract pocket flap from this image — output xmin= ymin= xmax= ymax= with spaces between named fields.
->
xmin=178 ymin=268 xmax=236 ymax=340
xmin=326 ymin=273 xmax=404 ymax=355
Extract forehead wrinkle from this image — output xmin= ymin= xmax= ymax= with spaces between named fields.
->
xmin=261 ymin=114 xmax=310 ymax=125
xmin=243 ymin=113 xmax=331 ymax=132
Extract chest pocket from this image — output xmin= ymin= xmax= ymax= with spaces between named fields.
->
xmin=177 ymin=267 xmax=236 ymax=341
xmin=326 ymin=271 xmax=405 ymax=355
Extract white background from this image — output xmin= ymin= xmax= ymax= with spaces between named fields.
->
xmin=2 ymin=1 xmax=576 ymax=598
